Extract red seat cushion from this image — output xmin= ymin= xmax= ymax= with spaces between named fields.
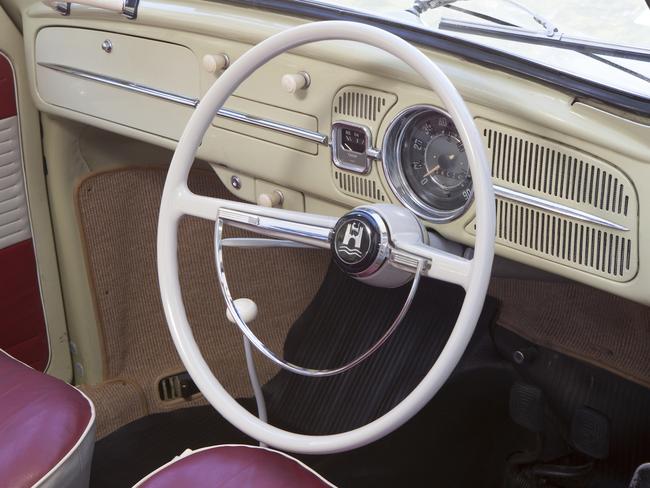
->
xmin=0 ymin=350 xmax=93 ymax=487
xmin=137 ymin=445 xmax=333 ymax=488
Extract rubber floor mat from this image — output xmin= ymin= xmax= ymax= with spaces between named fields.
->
xmin=264 ymin=263 xmax=498 ymax=435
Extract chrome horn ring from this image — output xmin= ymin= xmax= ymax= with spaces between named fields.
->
xmin=214 ymin=209 xmax=426 ymax=378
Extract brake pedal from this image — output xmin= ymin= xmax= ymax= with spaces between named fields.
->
xmin=570 ymin=407 xmax=610 ymax=460
xmin=509 ymin=382 xmax=545 ymax=433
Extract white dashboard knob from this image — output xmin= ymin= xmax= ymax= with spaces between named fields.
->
xmin=202 ymin=53 xmax=230 ymax=73
xmin=257 ymin=190 xmax=284 ymax=208
xmin=226 ymin=298 xmax=258 ymax=324
xmin=281 ymin=72 xmax=310 ymax=93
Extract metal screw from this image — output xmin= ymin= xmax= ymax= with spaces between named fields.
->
xmin=513 ymin=346 xmax=538 ymax=365
xmin=513 ymin=350 xmax=526 ymax=364
xmin=230 ymin=175 xmax=242 ymax=190
xmin=101 ymin=39 xmax=113 ymax=53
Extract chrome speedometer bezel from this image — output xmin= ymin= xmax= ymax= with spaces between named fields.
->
xmin=382 ymin=104 xmax=474 ymax=224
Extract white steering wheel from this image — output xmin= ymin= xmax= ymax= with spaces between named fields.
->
xmin=157 ymin=20 xmax=495 ymax=455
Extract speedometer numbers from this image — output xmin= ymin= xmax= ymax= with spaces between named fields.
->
xmin=383 ymin=106 xmax=474 ymax=223
xmin=402 ymin=112 xmax=472 ymax=212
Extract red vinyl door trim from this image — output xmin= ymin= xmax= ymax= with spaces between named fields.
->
xmin=0 ymin=53 xmax=49 ymax=371
xmin=0 ymin=52 xmax=16 ymax=118
xmin=0 ymin=240 xmax=49 ymax=371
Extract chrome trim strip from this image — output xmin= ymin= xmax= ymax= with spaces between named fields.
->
xmin=37 ymin=62 xmax=328 ymax=145
xmin=390 ymin=249 xmax=424 ymax=273
xmin=38 ymin=62 xmax=198 ymax=107
xmin=221 ymin=238 xmax=312 ymax=248
xmin=218 ymin=108 xmax=328 ymax=144
xmin=494 ymin=185 xmax=629 ymax=232
xmin=218 ymin=208 xmax=332 ymax=249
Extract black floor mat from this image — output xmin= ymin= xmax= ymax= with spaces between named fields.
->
xmin=90 ymin=399 xmax=257 ymax=487
xmin=265 ymin=264 xmax=497 ymax=434
xmin=91 ymin=364 xmax=528 ymax=488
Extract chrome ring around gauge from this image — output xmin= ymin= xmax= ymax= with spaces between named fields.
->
xmin=382 ymin=105 xmax=474 ymax=223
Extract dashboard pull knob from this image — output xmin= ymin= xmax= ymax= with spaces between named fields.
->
xmin=225 ymin=298 xmax=258 ymax=324
xmin=281 ymin=71 xmax=310 ymax=93
xmin=257 ymin=190 xmax=284 ymax=208
xmin=202 ymin=53 xmax=230 ymax=73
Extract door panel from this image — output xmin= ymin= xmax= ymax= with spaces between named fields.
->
xmin=1 ymin=8 xmax=71 ymax=380
xmin=0 ymin=53 xmax=49 ymax=371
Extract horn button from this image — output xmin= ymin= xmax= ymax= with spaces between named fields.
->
xmin=331 ymin=209 xmax=389 ymax=277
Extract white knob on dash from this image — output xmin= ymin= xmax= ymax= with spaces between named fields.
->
xmin=202 ymin=53 xmax=230 ymax=73
xmin=257 ymin=190 xmax=284 ymax=208
xmin=226 ymin=298 xmax=258 ymax=324
xmin=281 ymin=72 xmax=310 ymax=93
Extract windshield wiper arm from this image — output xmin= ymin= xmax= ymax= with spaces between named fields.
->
xmin=407 ymin=0 xmax=650 ymax=62
xmin=438 ymin=6 xmax=650 ymax=83
xmin=407 ymin=0 xmax=460 ymax=16
xmin=408 ymin=0 xmax=558 ymax=36
xmin=438 ymin=19 xmax=650 ymax=62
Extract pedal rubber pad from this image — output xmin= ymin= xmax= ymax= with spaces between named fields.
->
xmin=571 ymin=407 xmax=610 ymax=459
xmin=509 ymin=382 xmax=544 ymax=433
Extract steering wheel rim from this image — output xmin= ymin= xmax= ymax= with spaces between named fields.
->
xmin=157 ymin=20 xmax=495 ymax=454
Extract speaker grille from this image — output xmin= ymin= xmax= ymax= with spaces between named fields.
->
xmin=471 ymin=119 xmax=638 ymax=282
xmin=332 ymin=86 xmax=397 ymax=127
xmin=334 ymin=169 xmax=387 ymax=202
xmin=334 ymin=91 xmax=387 ymax=121
xmin=496 ymin=200 xmax=631 ymax=277
xmin=484 ymin=127 xmax=631 ymax=217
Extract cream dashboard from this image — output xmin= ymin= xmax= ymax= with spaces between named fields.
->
xmin=20 ymin=0 xmax=650 ymax=304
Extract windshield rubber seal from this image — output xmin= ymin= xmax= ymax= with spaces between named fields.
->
xmin=221 ymin=0 xmax=650 ymax=118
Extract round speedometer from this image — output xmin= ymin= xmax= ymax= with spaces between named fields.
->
xmin=383 ymin=106 xmax=473 ymax=223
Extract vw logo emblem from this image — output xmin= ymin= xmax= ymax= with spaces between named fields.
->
xmin=333 ymin=218 xmax=372 ymax=265
xmin=331 ymin=210 xmax=383 ymax=276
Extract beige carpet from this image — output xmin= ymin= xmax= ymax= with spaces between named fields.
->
xmin=490 ymin=278 xmax=650 ymax=388
xmin=76 ymin=167 xmax=329 ymax=438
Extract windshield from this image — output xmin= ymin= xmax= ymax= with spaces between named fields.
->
xmin=309 ymin=0 xmax=650 ymax=100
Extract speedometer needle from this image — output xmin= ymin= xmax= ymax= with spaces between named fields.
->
xmin=423 ymin=164 xmax=440 ymax=178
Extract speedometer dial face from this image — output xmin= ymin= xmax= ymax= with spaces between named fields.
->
xmin=400 ymin=111 xmax=472 ymax=212
xmin=383 ymin=106 xmax=473 ymax=222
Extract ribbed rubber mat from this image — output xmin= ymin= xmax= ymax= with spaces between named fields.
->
xmin=265 ymin=264 xmax=498 ymax=435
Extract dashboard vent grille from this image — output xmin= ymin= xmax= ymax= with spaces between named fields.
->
xmin=498 ymin=200 xmax=631 ymax=278
xmin=471 ymin=118 xmax=638 ymax=282
xmin=332 ymin=86 xmax=397 ymax=129
xmin=467 ymin=200 xmax=635 ymax=281
xmin=482 ymin=126 xmax=632 ymax=217
xmin=334 ymin=91 xmax=387 ymax=121
xmin=334 ymin=170 xmax=386 ymax=202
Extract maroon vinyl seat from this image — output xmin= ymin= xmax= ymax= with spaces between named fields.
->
xmin=134 ymin=444 xmax=335 ymax=488
xmin=0 ymin=349 xmax=95 ymax=488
